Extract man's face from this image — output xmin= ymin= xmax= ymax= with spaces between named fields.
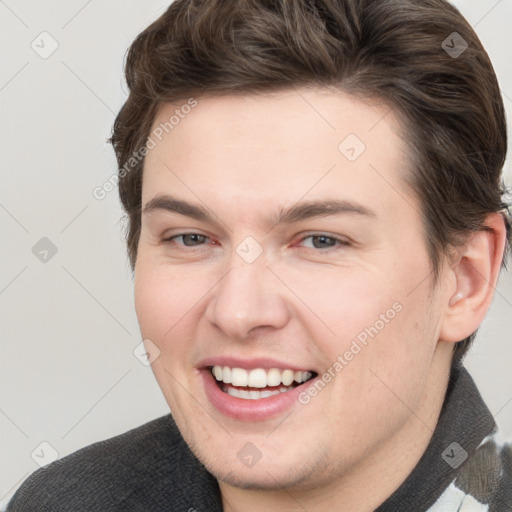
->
xmin=135 ymin=88 xmax=450 ymax=490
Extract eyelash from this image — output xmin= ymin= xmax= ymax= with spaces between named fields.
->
xmin=162 ymin=233 xmax=350 ymax=251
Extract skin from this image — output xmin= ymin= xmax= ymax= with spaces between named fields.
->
xmin=134 ymin=88 xmax=506 ymax=511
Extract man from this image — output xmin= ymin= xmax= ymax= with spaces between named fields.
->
xmin=7 ymin=0 xmax=511 ymax=510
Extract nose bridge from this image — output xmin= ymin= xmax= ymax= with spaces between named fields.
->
xmin=206 ymin=249 xmax=289 ymax=339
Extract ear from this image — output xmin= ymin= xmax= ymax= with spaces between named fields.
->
xmin=439 ymin=212 xmax=508 ymax=343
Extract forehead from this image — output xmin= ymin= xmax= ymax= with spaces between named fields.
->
xmin=142 ymin=88 xmax=415 ymax=226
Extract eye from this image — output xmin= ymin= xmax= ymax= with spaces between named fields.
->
xmin=162 ymin=232 xmax=349 ymax=251
xmin=164 ymin=233 xmax=212 ymax=247
xmin=298 ymin=234 xmax=350 ymax=250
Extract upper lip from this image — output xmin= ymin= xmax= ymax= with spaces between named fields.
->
xmin=197 ymin=356 xmax=317 ymax=373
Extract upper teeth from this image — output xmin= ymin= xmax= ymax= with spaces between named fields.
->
xmin=211 ymin=366 xmax=313 ymax=388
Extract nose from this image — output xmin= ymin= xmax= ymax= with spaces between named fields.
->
xmin=204 ymin=255 xmax=291 ymax=340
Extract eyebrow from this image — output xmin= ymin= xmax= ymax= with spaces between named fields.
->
xmin=142 ymin=194 xmax=377 ymax=228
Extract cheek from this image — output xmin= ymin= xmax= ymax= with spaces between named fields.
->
xmin=283 ymin=264 xmax=401 ymax=339
xmin=303 ymin=261 xmax=437 ymax=388
xmin=350 ymin=292 xmax=439 ymax=421
xmin=134 ymin=260 xmax=201 ymax=343
xmin=134 ymin=263 xmax=201 ymax=407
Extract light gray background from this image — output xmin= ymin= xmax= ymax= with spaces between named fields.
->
xmin=1 ymin=0 xmax=511 ymax=505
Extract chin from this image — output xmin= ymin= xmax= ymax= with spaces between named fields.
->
xmin=196 ymin=443 xmax=334 ymax=492
xmin=215 ymin=465 xmax=314 ymax=491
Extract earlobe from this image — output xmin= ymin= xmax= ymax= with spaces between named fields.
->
xmin=439 ymin=213 xmax=507 ymax=343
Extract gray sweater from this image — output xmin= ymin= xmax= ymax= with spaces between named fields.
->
xmin=7 ymin=365 xmax=512 ymax=511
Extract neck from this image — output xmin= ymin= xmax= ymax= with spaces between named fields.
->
xmin=220 ymin=343 xmax=453 ymax=512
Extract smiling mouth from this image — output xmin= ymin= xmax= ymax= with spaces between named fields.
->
xmin=210 ymin=365 xmax=317 ymax=400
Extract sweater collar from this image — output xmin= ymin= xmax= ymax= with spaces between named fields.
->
xmin=375 ymin=364 xmax=496 ymax=510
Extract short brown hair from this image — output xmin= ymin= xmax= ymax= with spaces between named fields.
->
xmin=110 ymin=0 xmax=511 ymax=364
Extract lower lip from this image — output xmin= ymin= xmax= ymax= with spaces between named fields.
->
xmin=201 ymin=369 xmax=315 ymax=421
